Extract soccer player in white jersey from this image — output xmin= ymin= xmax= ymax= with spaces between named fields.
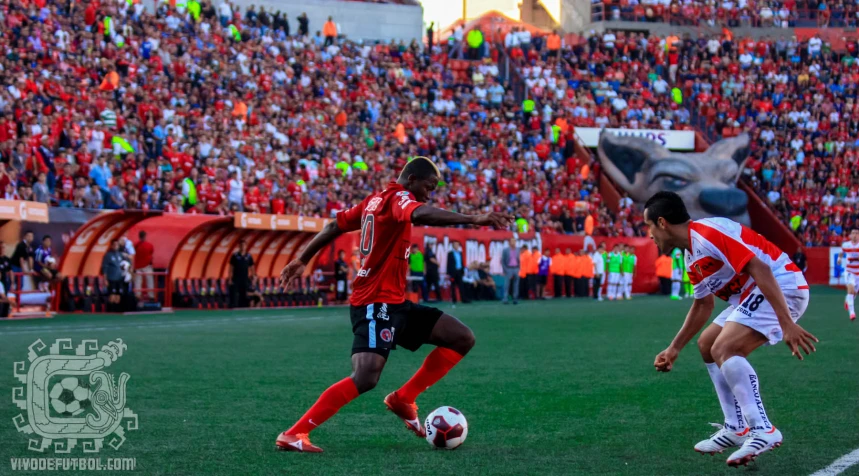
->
xmin=838 ymin=228 xmax=859 ymax=321
xmin=645 ymin=192 xmax=818 ymax=467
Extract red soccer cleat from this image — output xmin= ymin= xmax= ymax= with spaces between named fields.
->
xmin=275 ymin=432 xmax=323 ymax=453
xmin=384 ymin=392 xmax=426 ymax=438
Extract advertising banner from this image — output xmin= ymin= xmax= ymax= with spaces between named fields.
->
xmin=576 ymin=128 xmax=696 ymax=150
xmin=234 ymin=213 xmax=332 ymax=232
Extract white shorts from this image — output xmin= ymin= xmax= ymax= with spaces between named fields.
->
xmin=713 ymin=287 xmax=810 ymax=346
xmin=622 ymin=273 xmax=633 ymax=285
xmin=846 ymin=272 xmax=858 ymax=289
xmin=608 ymin=272 xmax=621 ymax=285
xmin=672 ymin=269 xmax=682 ymax=281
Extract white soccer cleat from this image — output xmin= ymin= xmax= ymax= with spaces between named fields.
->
xmin=694 ymin=423 xmax=748 ymax=455
xmin=726 ymin=427 xmax=782 ymax=467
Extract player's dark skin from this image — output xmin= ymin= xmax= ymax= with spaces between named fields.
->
xmin=280 ymin=173 xmax=513 ymax=394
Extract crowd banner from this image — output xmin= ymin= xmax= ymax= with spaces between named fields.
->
xmin=409 ymin=228 xmax=659 ymax=294
xmin=576 ymin=128 xmax=696 ymax=150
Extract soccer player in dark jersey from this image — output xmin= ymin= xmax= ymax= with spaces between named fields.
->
xmin=275 ymin=158 xmax=512 ymax=453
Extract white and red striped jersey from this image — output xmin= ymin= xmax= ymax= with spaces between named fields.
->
xmin=842 ymin=240 xmax=859 ymax=276
xmin=684 ymin=217 xmax=807 ymax=306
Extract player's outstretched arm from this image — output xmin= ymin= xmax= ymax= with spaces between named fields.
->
xmin=654 ymin=294 xmax=714 ymax=372
xmin=744 ymin=257 xmax=818 ymax=360
xmin=411 ymin=206 xmax=513 ymax=229
xmin=280 ymin=221 xmax=344 ymax=290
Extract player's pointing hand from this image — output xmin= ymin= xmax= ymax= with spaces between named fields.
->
xmin=782 ymin=322 xmax=818 ymax=360
xmin=474 ymin=212 xmax=514 ymax=229
xmin=280 ymin=259 xmax=306 ymax=291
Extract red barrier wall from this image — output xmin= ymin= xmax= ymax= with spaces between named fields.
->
xmin=805 ymin=247 xmax=831 ymax=285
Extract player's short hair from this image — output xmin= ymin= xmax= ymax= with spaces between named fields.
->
xmin=644 ymin=191 xmax=691 ymax=225
xmin=399 ymin=156 xmax=440 ymax=181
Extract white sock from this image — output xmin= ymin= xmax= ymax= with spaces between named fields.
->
xmin=720 ymin=356 xmax=773 ymax=430
xmin=671 ymin=281 xmax=680 ymax=297
xmin=848 ymin=294 xmax=855 ymax=315
xmin=706 ymin=362 xmax=745 ymax=431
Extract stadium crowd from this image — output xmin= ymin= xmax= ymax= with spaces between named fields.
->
xmin=501 ymin=27 xmax=859 ymax=246
xmin=593 ymin=0 xmax=853 ymax=28
xmin=1 ymin=0 xmax=856 ymax=244
xmin=0 ymin=0 xmax=640 ymax=237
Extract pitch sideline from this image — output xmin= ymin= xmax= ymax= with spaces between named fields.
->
xmin=810 ymin=448 xmax=859 ymax=476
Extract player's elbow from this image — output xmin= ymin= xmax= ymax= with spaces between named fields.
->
xmin=322 ymin=220 xmax=342 ymax=237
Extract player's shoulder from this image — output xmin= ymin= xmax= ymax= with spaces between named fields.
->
xmin=690 ymin=216 xmax=743 ymax=240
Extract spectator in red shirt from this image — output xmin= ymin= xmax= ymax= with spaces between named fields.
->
xmin=134 ymin=230 xmax=155 ymax=300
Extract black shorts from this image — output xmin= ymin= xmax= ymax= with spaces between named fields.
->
xmin=350 ymin=301 xmax=444 ymax=358
xmin=108 ymin=280 xmax=125 ymax=295
xmin=537 ymin=275 xmax=548 ymax=285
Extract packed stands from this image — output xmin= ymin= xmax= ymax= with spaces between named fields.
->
xmin=499 ymin=26 xmax=858 ymax=245
xmin=0 ymin=0 xmax=642 ymax=237
xmin=590 ymin=0 xmax=853 ymax=28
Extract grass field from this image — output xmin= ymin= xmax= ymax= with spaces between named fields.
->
xmin=1 ymin=286 xmax=857 ymax=475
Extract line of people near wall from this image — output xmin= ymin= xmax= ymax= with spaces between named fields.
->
xmin=397 ymin=239 xmax=640 ymax=307
xmin=654 ymin=247 xmax=696 ymax=300
xmin=502 ymin=240 xmax=638 ymax=304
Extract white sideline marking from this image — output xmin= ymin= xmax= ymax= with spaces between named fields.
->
xmin=0 ymin=314 xmax=324 ymax=335
xmin=810 ymin=448 xmax=859 ymax=476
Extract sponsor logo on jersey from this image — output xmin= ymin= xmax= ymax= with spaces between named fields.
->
xmin=398 ymin=196 xmax=414 ymax=209
xmin=366 ymin=197 xmax=383 ymax=212
xmin=357 ymin=267 xmax=372 ymax=277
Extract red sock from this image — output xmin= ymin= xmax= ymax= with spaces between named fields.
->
xmin=285 ymin=377 xmax=359 ymax=435
xmin=396 ymin=347 xmax=464 ymax=403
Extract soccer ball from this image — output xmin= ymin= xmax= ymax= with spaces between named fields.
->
xmin=49 ymin=377 xmax=90 ymax=416
xmin=425 ymin=406 xmax=468 ymax=450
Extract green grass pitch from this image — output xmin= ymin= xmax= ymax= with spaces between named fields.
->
xmin=1 ymin=286 xmax=857 ymax=475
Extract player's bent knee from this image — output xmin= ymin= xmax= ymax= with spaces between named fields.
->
xmin=697 ymin=338 xmax=714 ymax=362
xmin=352 ymin=364 xmax=383 ymax=393
xmin=456 ymin=327 xmax=476 ymax=355
xmin=351 ymin=353 xmax=386 ymax=394
xmin=709 ymin=339 xmax=740 ymax=366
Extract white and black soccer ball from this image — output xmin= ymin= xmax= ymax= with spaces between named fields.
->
xmin=45 ymin=256 xmax=57 ymax=267
xmin=49 ymin=377 xmax=90 ymax=416
xmin=425 ymin=406 xmax=468 ymax=450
